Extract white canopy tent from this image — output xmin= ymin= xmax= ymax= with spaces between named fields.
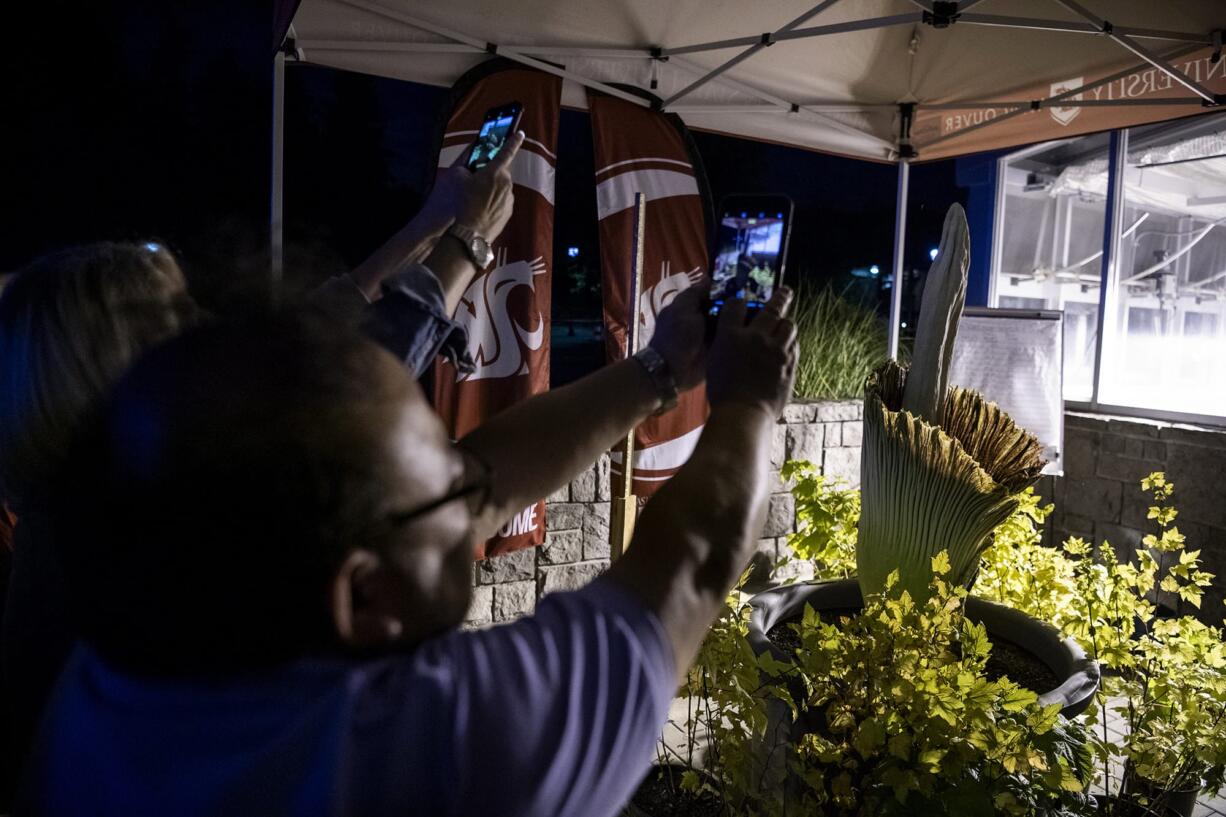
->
xmin=276 ymin=0 xmax=1226 ymax=353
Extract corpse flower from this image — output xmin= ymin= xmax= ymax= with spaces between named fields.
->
xmin=855 ymin=204 xmax=1046 ymax=601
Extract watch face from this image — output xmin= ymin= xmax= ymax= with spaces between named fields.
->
xmin=471 ymin=238 xmax=494 ymax=267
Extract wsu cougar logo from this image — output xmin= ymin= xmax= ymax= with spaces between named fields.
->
xmin=638 ymin=262 xmax=705 ymax=345
xmin=454 ymin=250 xmax=547 ymax=382
xmin=1048 ymin=77 xmax=1083 ymax=127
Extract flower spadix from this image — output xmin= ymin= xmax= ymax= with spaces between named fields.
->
xmin=856 ymin=204 xmax=1045 ymax=602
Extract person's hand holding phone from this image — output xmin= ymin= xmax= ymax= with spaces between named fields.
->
xmin=409 ymin=130 xmax=524 ymax=244
xmin=451 ymin=129 xmax=524 ymax=245
xmin=647 ymin=286 xmax=709 ymax=391
xmin=706 ymin=287 xmax=797 ymax=420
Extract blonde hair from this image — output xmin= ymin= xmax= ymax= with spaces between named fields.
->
xmin=0 ymin=242 xmax=196 ymax=508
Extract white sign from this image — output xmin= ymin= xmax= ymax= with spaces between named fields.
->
xmin=949 ymin=309 xmax=1064 ymax=476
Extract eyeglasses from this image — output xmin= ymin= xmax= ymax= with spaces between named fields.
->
xmin=385 ymin=447 xmax=492 ymax=528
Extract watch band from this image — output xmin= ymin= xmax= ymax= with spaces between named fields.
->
xmin=446 ymin=224 xmax=493 ymax=269
xmin=632 ymin=346 xmax=679 ymax=415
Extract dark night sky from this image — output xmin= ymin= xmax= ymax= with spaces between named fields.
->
xmin=5 ymin=3 xmax=968 ymax=332
xmin=283 ymin=65 xmax=967 ymax=315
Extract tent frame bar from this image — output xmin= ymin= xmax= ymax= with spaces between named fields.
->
xmin=270 ymin=49 xmax=285 ymax=292
xmin=658 ymin=0 xmax=844 ymax=108
xmin=667 ymin=102 xmax=896 ymax=113
xmin=959 ymin=13 xmax=1214 ymax=45
xmin=663 ymin=12 xmax=923 ymax=58
xmin=666 ymin=57 xmax=897 ymax=151
xmin=289 ymin=3 xmax=1224 ymax=163
xmin=329 ymin=0 xmax=651 ymax=108
xmin=919 ymin=42 xmax=1205 ymax=151
xmin=887 ymin=160 xmax=909 ymax=361
xmin=662 ymin=11 xmax=1211 ymax=58
xmin=1052 ymin=0 xmax=1221 ymax=104
xmin=923 ymin=97 xmax=1209 ymax=110
xmin=293 ymin=39 xmax=1217 ymax=114
xmin=292 ymin=39 xmax=1213 ymax=117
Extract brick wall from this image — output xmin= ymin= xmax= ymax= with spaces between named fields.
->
xmin=464 ymin=399 xmax=864 ymax=625
xmin=1046 ymin=412 xmax=1226 ymax=622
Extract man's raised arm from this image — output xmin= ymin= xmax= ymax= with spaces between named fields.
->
xmin=606 ymin=290 xmax=797 ymax=679
xmin=349 ymin=132 xmax=522 ymax=307
xmin=457 ymin=286 xmax=710 ymax=542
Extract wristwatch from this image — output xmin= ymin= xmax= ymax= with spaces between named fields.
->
xmin=447 ymin=224 xmax=495 ymax=269
xmin=633 ymin=346 xmax=679 ymax=415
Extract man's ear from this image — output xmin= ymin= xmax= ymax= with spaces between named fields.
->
xmin=330 ymin=549 xmax=405 ymax=650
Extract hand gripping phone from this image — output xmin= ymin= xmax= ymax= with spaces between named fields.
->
xmin=708 ymin=194 xmax=794 ymax=319
xmin=465 ymin=102 xmax=524 ymax=171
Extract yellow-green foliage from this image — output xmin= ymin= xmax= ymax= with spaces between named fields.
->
xmin=1059 ymin=473 xmax=1224 ymax=807
xmin=974 ymin=490 xmax=1080 ymax=631
xmin=782 ymin=465 xmax=1226 ymax=807
xmin=688 ymin=558 xmax=1094 ymax=816
xmin=782 ymin=460 xmax=859 ymax=579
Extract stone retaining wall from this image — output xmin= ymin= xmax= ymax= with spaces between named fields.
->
xmin=464 ymin=399 xmax=864 ymax=625
xmin=466 ymin=404 xmax=1226 ymax=626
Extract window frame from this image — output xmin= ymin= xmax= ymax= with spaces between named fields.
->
xmin=991 ymin=124 xmax=1226 ymax=430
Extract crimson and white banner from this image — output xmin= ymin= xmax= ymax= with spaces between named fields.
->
xmin=588 ymin=92 xmax=711 ymax=499
xmin=434 ymin=66 xmax=561 ymax=558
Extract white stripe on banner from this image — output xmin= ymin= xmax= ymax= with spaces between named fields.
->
xmin=596 ymin=169 xmax=699 ymax=221
xmin=437 ymin=145 xmax=556 ymax=206
xmin=609 ymin=424 xmax=704 ymax=471
xmin=595 ymin=156 xmax=693 ymax=177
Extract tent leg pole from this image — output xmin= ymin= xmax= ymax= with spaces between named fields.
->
xmin=888 ymin=160 xmax=910 ymax=361
xmin=270 ymin=50 xmax=285 ymax=298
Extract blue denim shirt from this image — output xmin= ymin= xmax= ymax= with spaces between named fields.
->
xmin=313 ymin=265 xmax=474 ymax=378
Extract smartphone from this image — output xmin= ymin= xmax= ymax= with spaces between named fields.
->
xmin=708 ymin=194 xmax=794 ymax=318
xmin=465 ymin=102 xmax=524 ymax=171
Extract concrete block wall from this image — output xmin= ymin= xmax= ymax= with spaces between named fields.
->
xmin=1047 ymin=412 xmax=1226 ymax=622
xmin=464 ymin=399 xmax=864 ymax=625
xmin=464 ymin=399 xmax=1226 ymax=626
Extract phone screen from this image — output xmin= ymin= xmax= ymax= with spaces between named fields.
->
xmin=709 ymin=197 xmax=792 ymax=315
xmin=467 ymin=105 xmax=521 ymax=171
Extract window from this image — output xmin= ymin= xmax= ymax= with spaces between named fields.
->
xmin=992 ymin=113 xmax=1226 ymax=423
xmin=991 ymin=133 xmax=1110 ymax=401
xmin=1097 ymin=116 xmax=1226 ymax=419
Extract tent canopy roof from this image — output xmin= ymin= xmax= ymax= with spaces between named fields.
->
xmin=290 ymin=0 xmax=1226 ymax=161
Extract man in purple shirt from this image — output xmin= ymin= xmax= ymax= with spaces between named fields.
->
xmin=21 ymin=284 xmax=796 ymax=815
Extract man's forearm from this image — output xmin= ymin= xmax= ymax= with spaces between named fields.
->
xmin=459 ymin=358 xmax=662 ymax=541
xmin=421 ymin=237 xmax=480 ymax=316
xmin=349 ymin=218 xmax=449 ymax=302
xmin=605 ymin=403 xmax=775 ymax=680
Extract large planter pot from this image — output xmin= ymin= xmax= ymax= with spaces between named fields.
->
xmin=746 ymin=579 xmax=1100 ymax=718
xmin=1094 ymin=794 xmax=1183 ymax=817
xmin=1124 ymin=771 xmax=1201 ymax=817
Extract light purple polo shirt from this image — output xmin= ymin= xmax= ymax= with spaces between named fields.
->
xmin=21 ymin=578 xmax=675 ymax=817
